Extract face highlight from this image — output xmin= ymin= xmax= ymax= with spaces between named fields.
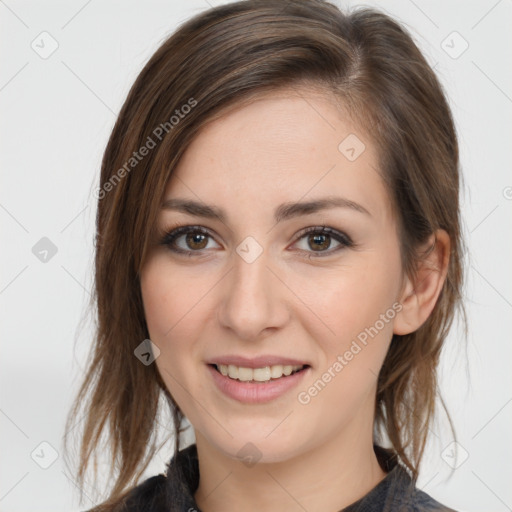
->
xmin=140 ymin=87 xmax=406 ymax=463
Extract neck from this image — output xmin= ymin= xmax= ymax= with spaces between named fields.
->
xmin=193 ymin=418 xmax=387 ymax=512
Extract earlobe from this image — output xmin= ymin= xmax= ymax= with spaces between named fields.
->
xmin=393 ymin=230 xmax=450 ymax=336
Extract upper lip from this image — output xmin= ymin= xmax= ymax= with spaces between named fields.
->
xmin=207 ymin=355 xmax=311 ymax=369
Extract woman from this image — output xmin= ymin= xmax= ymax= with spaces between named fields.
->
xmin=65 ymin=1 xmax=466 ymax=510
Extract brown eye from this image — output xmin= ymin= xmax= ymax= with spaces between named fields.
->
xmin=307 ymin=233 xmax=332 ymax=251
xmin=160 ymin=226 xmax=219 ymax=255
xmin=185 ymin=232 xmax=208 ymax=250
xmin=294 ymin=226 xmax=353 ymax=257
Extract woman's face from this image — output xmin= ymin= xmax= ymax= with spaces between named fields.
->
xmin=140 ymin=87 xmax=406 ymax=463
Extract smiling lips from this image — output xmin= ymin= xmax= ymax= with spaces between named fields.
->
xmin=208 ymin=363 xmax=310 ymax=403
xmin=206 ymin=354 xmax=311 ymax=401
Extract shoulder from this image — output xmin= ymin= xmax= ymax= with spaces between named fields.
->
xmin=83 ymin=474 xmax=168 ymax=512
xmin=85 ymin=444 xmax=200 ymax=512
xmin=368 ymin=446 xmax=459 ymax=512
xmin=405 ymin=487 xmax=459 ymax=512
xmin=387 ymin=473 xmax=458 ymax=512
xmin=119 ymin=474 xmax=168 ymax=512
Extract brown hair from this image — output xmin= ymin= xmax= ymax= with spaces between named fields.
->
xmin=64 ymin=0 xmax=466 ymax=509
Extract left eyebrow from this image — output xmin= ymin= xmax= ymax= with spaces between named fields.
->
xmin=274 ymin=196 xmax=371 ymax=222
xmin=160 ymin=196 xmax=372 ymax=223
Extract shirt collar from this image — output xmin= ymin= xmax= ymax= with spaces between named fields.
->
xmin=163 ymin=443 xmax=418 ymax=512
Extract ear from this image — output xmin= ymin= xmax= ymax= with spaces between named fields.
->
xmin=393 ymin=229 xmax=450 ymax=336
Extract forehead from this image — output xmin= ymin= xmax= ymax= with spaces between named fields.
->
xmin=164 ymin=87 xmax=390 ymax=221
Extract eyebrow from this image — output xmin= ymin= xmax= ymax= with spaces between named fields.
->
xmin=161 ymin=196 xmax=371 ymax=223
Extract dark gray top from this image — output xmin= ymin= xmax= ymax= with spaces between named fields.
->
xmin=103 ymin=443 xmax=458 ymax=512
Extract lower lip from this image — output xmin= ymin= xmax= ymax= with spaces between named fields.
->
xmin=207 ymin=364 xmax=310 ymax=404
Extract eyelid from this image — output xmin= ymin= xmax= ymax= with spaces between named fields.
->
xmin=294 ymin=225 xmax=352 ymax=245
xmin=158 ymin=224 xmax=220 ymax=252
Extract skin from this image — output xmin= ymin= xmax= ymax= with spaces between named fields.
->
xmin=139 ymin=86 xmax=450 ymax=512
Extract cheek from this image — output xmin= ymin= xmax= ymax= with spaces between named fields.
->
xmin=140 ymin=255 xmax=219 ymax=375
xmin=140 ymin=268 xmax=172 ymax=337
xmin=140 ymin=256 xmax=200 ymax=338
xmin=140 ymin=257 xmax=205 ymax=409
xmin=297 ymin=256 xmax=400 ymax=342
xmin=294 ymin=259 xmax=400 ymax=421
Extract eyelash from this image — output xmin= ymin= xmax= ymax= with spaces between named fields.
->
xmin=158 ymin=223 xmax=354 ymax=259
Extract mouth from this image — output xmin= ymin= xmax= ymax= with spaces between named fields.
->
xmin=208 ymin=363 xmax=310 ymax=383
xmin=207 ymin=362 xmax=311 ymax=403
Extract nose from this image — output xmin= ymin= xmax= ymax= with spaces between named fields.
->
xmin=216 ymin=246 xmax=290 ymax=341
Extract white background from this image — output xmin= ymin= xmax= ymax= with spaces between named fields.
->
xmin=1 ymin=1 xmax=511 ymax=511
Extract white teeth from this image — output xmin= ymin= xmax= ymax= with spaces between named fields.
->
xmin=252 ymin=366 xmax=271 ymax=381
xmin=238 ymin=366 xmax=253 ymax=381
xmin=228 ymin=364 xmax=238 ymax=378
xmin=216 ymin=364 xmax=305 ymax=382
xmin=270 ymin=365 xmax=284 ymax=379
